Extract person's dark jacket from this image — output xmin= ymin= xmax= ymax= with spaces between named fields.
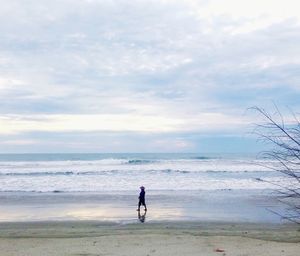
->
xmin=139 ymin=190 xmax=145 ymax=202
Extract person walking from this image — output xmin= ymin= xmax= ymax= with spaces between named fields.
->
xmin=137 ymin=186 xmax=147 ymax=211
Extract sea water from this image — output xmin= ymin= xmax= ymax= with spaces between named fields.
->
xmin=0 ymin=153 xmax=288 ymax=222
xmin=0 ymin=153 xmax=283 ymax=192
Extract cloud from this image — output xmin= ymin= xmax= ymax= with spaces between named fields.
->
xmin=0 ymin=130 xmax=263 ymax=153
xmin=190 ymin=0 xmax=300 ymax=33
xmin=0 ymin=112 xmax=249 ymax=135
xmin=0 ymin=0 xmax=299 ymax=152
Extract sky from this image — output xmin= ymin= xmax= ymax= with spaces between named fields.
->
xmin=0 ymin=0 xmax=300 ymax=153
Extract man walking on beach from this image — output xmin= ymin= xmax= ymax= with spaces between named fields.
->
xmin=137 ymin=186 xmax=147 ymax=211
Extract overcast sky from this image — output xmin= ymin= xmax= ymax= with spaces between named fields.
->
xmin=0 ymin=0 xmax=300 ymax=153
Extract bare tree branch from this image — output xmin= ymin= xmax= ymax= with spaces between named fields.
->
xmin=252 ymin=106 xmax=300 ymax=224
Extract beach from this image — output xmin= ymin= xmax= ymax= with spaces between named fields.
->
xmin=0 ymin=190 xmax=287 ymax=223
xmin=0 ymin=154 xmax=299 ymax=255
xmin=0 ymin=192 xmax=299 ymax=256
xmin=0 ymin=221 xmax=299 ymax=256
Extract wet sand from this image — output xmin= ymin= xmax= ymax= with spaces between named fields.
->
xmin=0 ymin=191 xmax=298 ymax=255
xmin=0 ymin=190 xmax=286 ymax=223
xmin=0 ymin=221 xmax=299 ymax=256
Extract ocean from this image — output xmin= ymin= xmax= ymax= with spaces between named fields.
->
xmin=0 ymin=153 xmax=283 ymax=192
xmin=0 ymin=153 xmax=288 ymax=223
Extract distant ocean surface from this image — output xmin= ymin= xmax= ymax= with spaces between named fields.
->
xmin=0 ymin=153 xmax=284 ymax=193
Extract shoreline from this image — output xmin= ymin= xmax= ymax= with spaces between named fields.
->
xmin=0 ymin=190 xmax=286 ymax=223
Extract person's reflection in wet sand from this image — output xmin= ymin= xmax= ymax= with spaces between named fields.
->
xmin=138 ymin=210 xmax=147 ymax=223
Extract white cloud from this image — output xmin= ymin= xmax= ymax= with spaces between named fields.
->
xmin=0 ymin=77 xmax=25 ymax=89
xmin=2 ymin=139 xmax=37 ymax=145
xmin=190 ymin=0 xmax=300 ymax=34
xmin=0 ymin=114 xmax=183 ymax=134
xmin=0 ymin=112 xmax=249 ymax=135
xmin=0 ymin=0 xmax=299 ymax=151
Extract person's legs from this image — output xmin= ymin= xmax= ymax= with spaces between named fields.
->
xmin=141 ymin=201 xmax=147 ymax=211
xmin=137 ymin=200 xmax=142 ymax=211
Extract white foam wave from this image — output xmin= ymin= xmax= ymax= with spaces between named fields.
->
xmin=0 ymin=157 xmax=283 ymax=192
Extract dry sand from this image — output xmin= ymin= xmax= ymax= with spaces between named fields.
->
xmin=0 ymin=221 xmax=299 ymax=256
